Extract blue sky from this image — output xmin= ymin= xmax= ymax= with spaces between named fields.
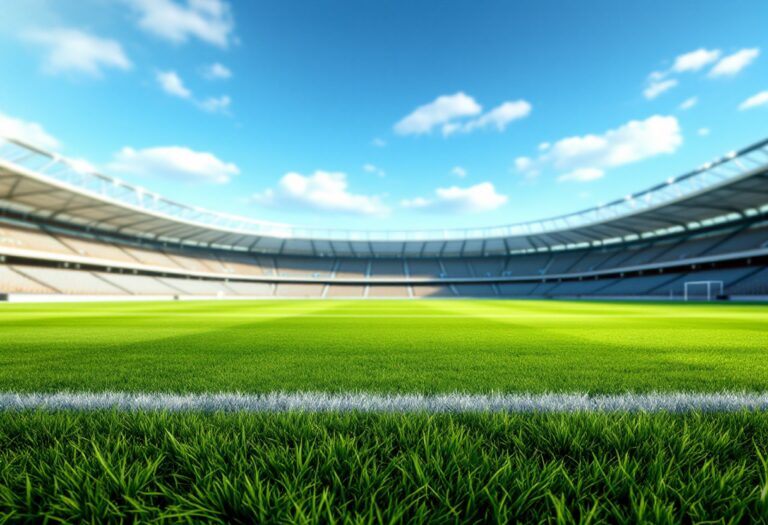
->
xmin=0 ymin=0 xmax=767 ymax=231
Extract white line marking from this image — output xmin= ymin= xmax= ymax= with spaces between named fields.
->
xmin=2 ymin=392 xmax=768 ymax=413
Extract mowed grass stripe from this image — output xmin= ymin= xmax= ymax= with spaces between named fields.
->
xmin=0 ymin=299 xmax=765 ymax=394
xmin=4 ymin=311 xmax=765 ymax=318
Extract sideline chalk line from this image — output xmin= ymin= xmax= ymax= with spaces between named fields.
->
xmin=2 ymin=391 xmax=768 ymax=413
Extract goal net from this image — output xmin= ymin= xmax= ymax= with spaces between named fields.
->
xmin=683 ymin=280 xmax=724 ymax=301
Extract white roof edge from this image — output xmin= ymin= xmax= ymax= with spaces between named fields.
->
xmin=0 ymin=135 xmax=767 ymax=243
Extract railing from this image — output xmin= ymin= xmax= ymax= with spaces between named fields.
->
xmin=1 ymin=135 xmax=767 ymax=242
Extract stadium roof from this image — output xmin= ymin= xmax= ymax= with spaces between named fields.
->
xmin=0 ymin=135 xmax=767 ymax=257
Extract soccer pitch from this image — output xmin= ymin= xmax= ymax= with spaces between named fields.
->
xmin=0 ymin=299 xmax=766 ymax=394
xmin=2 ymin=299 xmax=768 ymax=523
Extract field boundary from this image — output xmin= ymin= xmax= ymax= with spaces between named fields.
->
xmin=3 ymin=391 xmax=768 ymax=413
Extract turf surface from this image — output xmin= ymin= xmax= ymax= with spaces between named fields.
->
xmin=0 ymin=299 xmax=765 ymax=394
xmin=1 ymin=299 xmax=767 ymax=523
xmin=2 ymin=411 xmax=768 ymax=524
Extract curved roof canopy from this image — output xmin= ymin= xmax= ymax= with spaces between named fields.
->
xmin=0 ymin=135 xmax=767 ymax=257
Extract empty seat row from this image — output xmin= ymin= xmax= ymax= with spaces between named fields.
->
xmin=0 ymin=220 xmax=766 ymax=282
xmin=2 ymin=263 xmax=766 ymax=298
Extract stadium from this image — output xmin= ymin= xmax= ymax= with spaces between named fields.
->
xmin=1 ymin=134 xmax=768 ymax=522
xmin=2 ymin=1 xmax=768 ymax=522
xmin=1 ymin=136 xmax=767 ymax=302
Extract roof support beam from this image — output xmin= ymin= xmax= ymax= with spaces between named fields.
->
xmin=3 ymin=175 xmax=23 ymax=199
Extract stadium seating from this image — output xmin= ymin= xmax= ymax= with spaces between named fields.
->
xmin=225 ymin=281 xmax=275 ymax=296
xmin=120 ymin=247 xmax=182 ymax=269
xmin=544 ymin=279 xmax=614 ymax=296
xmin=367 ymin=285 xmax=410 ymax=298
xmin=98 ymin=273 xmax=179 ymax=295
xmin=590 ymin=273 xmax=682 ymax=297
xmin=496 ymin=282 xmax=542 ymax=296
xmin=410 ymin=285 xmax=455 ymax=298
xmin=56 ymin=234 xmax=139 ymax=263
xmin=466 ymin=257 xmax=506 ymax=278
xmin=157 ymin=277 xmax=232 ymax=296
xmin=406 ymin=259 xmax=443 ymax=278
xmin=728 ymin=267 xmax=768 ymax=295
xmin=0 ymin=223 xmax=75 ymax=256
xmin=335 ymin=259 xmax=369 ymax=278
xmin=369 ymin=260 xmax=406 ymax=278
xmin=1 ymin=121 xmax=766 ymax=302
xmin=275 ymin=257 xmax=334 ymax=278
xmin=2 ymin=261 xmax=765 ymax=299
xmin=0 ymin=265 xmax=54 ymax=293
xmin=508 ymin=253 xmax=551 ymax=276
xmin=708 ymin=226 xmax=768 ymax=255
xmin=454 ymin=283 xmax=496 ymax=297
xmin=13 ymin=266 xmax=124 ymax=294
xmin=274 ymin=283 xmax=326 ymax=298
xmin=326 ymin=285 xmax=365 ymax=298
xmin=441 ymin=259 xmax=473 ymax=278
xmin=217 ymin=254 xmax=266 ymax=276
xmin=166 ymin=253 xmax=219 ymax=273
xmin=0 ymin=216 xmax=766 ymax=300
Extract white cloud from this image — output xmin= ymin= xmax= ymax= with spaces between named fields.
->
xmin=200 ymin=95 xmax=231 ymax=113
xmin=441 ymin=122 xmax=460 ymax=136
xmin=516 ymin=115 xmax=682 ymax=182
xmin=251 ymin=171 xmax=389 ymax=216
xmin=156 ymin=70 xmax=231 ymax=114
xmin=644 ymin=79 xmax=678 ymax=99
xmin=643 ymin=47 xmax=757 ymax=102
xmin=709 ymin=48 xmax=760 ymax=77
xmin=548 ymin=116 xmax=681 ymax=169
xmin=394 ymin=92 xmax=481 ymax=135
xmin=738 ymin=90 xmax=768 ymax=110
xmin=203 ymin=62 xmax=231 ymax=80
xmin=513 ymin=157 xmax=541 ymax=182
xmin=679 ymin=96 xmax=698 ymax=110
xmin=371 ymin=138 xmax=386 ymax=147
xmin=395 ymin=93 xmax=531 ymax=137
xmin=698 ymin=127 xmax=710 ymax=136
xmin=538 ymin=142 xmax=550 ymax=152
xmin=557 ymin=168 xmax=605 ymax=183
xmin=402 ymin=196 xmax=431 ymax=209
xmin=451 ymin=166 xmax=467 ymax=178
xmin=156 ymin=70 xmax=191 ymax=99
xmin=0 ymin=111 xmax=60 ymax=150
xmin=128 ymin=0 xmax=235 ymax=48
xmin=23 ymin=28 xmax=131 ymax=77
xmin=514 ymin=157 xmax=533 ymax=171
xmin=109 ymin=146 xmax=238 ymax=184
xmin=401 ymin=182 xmax=507 ymax=214
xmin=363 ymin=163 xmax=385 ymax=177
xmin=471 ymin=100 xmax=531 ymax=131
xmin=446 ymin=100 xmax=532 ymax=135
xmin=672 ymin=48 xmax=721 ymax=72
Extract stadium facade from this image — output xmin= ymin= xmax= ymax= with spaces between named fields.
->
xmin=0 ymin=135 xmax=767 ymax=301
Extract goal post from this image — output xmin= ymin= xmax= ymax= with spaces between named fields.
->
xmin=683 ymin=280 xmax=724 ymax=301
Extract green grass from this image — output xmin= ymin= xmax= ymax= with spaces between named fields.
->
xmin=2 ymin=299 xmax=768 ymax=522
xmin=0 ymin=299 xmax=765 ymax=393
xmin=2 ymin=410 xmax=768 ymax=524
